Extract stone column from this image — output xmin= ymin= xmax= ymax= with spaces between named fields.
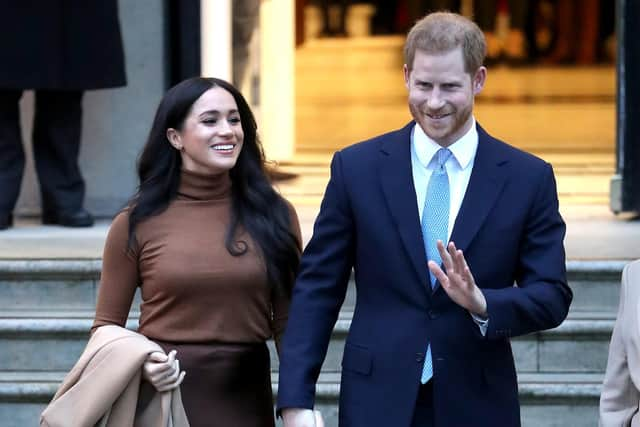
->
xmin=259 ymin=0 xmax=296 ymax=161
xmin=201 ymin=0 xmax=232 ymax=80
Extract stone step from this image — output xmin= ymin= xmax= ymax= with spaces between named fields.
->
xmin=0 ymin=371 xmax=602 ymax=427
xmin=0 ymin=312 xmax=615 ymax=375
xmin=0 ymin=259 xmax=621 ymax=426
xmin=0 ymin=259 xmax=627 ymax=315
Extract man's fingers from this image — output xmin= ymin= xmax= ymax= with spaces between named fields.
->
xmin=437 ymin=240 xmax=453 ymax=270
xmin=454 ymin=249 xmax=475 ymax=286
xmin=447 ymin=241 xmax=457 ymax=257
xmin=448 ymin=242 xmax=465 ymax=273
xmin=428 ymin=260 xmax=448 ymax=287
xmin=463 ymin=263 xmax=475 ymax=284
xmin=453 ymin=248 xmax=466 ymax=276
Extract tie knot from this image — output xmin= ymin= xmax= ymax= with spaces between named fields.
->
xmin=434 ymin=148 xmax=452 ymax=168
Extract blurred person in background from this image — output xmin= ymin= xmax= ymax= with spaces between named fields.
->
xmin=0 ymin=1 xmax=126 ymax=229
xmin=475 ymin=0 xmax=530 ymax=65
xmin=600 ymin=260 xmax=640 ymax=426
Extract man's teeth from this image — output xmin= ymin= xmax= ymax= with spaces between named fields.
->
xmin=212 ymin=144 xmax=234 ymax=150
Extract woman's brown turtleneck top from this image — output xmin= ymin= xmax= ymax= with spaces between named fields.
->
xmin=92 ymin=169 xmax=301 ymax=347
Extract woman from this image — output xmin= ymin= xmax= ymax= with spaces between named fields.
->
xmin=92 ymin=77 xmax=302 ymax=426
xmin=600 ymin=260 xmax=640 ymax=426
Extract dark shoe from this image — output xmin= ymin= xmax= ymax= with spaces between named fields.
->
xmin=0 ymin=213 xmax=13 ymax=230
xmin=42 ymin=208 xmax=94 ymax=227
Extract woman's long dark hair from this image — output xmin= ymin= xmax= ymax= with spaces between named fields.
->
xmin=127 ymin=77 xmax=300 ymax=297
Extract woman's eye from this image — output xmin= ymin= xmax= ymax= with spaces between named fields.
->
xmin=229 ymin=117 xmax=241 ymax=124
xmin=202 ymin=118 xmax=217 ymax=124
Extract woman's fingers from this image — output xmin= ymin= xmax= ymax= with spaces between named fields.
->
xmin=147 ymin=351 xmax=168 ymax=363
xmin=144 ymin=349 xmax=187 ymax=391
xmin=147 ymin=360 xmax=172 ymax=378
xmin=157 ymin=370 xmax=186 ymax=392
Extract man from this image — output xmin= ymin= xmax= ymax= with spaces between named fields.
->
xmin=0 ymin=1 xmax=126 ymax=229
xmin=278 ymin=12 xmax=572 ymax=427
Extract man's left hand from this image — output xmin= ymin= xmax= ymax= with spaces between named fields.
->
xmin=428 ymin=240 xmax=487 ymax=317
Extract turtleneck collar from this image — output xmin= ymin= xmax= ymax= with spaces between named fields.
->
xmin=177 ymin=169 xmax=232 ymax=201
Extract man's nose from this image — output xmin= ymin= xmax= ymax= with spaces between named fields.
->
xmin=427 ymin=89 xmax=445 ymax=110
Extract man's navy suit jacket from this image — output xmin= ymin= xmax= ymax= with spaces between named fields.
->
xmin=277 ymin=122 xmax=573 ymax=427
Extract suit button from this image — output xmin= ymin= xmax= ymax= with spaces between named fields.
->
xmin=416 ymin=353 xmax=423 ymax=362
xmin=428 ymin=310 xmax=438 ymax=319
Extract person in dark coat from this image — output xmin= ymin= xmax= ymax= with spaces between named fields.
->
xmin=0 ymin=0 xmax=127 ymax=229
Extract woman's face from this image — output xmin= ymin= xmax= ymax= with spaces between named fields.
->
xmin=167 ymin=86 xmax=244 ymax=175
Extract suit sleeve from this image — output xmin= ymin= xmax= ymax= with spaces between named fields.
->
xmin=483 ymin=163 xmax=572 ymax=339
xmin=272 ymin=199 xmax=302 ymax=355
xmin=276 ymin=151 xmax=355 ymax=411
xmin=599 ymin=263 xmax=640 ymax=426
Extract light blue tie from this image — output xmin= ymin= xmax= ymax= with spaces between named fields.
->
xmin=420 ymin=148 xmax=452 ymax=384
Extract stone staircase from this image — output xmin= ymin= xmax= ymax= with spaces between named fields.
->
xmin=0 ymin=258 xmax=625 ymax=426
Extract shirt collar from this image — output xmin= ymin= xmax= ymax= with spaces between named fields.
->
xmin=412 ymin=118 xmax=478 ymax=170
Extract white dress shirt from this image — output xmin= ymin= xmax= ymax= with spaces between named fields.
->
xmin=410 ymin=118 xmax=488 ymax=335
xmin=411 ymin=119 xmax=477 ymax=235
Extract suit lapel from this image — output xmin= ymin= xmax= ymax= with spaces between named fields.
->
xmin=378 ymin=122 xmax=430 ymax=288
xmin=450 ymin=124 xmax=508 ymax=253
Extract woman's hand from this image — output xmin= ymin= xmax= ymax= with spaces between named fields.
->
xmin=142 ymin=350 xmax=185 ymax=392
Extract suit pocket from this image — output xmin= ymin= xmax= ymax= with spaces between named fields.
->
xmin=342 ymin=343 xmax=373 ymax=376
xmin=482 ymin=347 xmax=517 ymax=393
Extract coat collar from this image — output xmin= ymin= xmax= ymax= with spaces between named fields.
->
xmin=379 ymin=122 xmax=429 ymax=288
xmin=450 ymin=124 xmax=508 ymax=252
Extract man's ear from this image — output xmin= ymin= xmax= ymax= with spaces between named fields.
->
xmin=472 ymin=66 xmax=487 ymax=95
xmin=403 ymin=64 xmax=410 ymax=90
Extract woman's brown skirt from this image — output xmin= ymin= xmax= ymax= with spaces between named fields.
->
xmin=153 ymin=340 xmax=275 ymax=427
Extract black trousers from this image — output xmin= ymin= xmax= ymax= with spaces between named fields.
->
xmin=0 ymin=89 xmax=85 ymax=215
xmin=411 ymin=380 xmax=435 ymax=427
